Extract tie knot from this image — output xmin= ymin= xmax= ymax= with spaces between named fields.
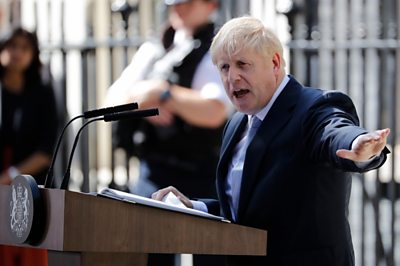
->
xmin=250 ymin=116 xmax=261 ymax=129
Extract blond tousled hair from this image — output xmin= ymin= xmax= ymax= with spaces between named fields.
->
xmin=210 ymin=16 xmax=285 ymax=67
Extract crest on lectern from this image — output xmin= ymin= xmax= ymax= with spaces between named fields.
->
xmin=10 ymin=182 xmax=31 ymax=238
xmin=7 ymin=175 xmax=45 ymax=245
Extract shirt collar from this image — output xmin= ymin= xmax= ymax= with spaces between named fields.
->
xmin=248 ymin=75 xmax=290 ymax=122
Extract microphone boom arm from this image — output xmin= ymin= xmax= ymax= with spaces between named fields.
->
xmin=60 ymin=117 xmax=103 ymax=190
xmin=59 ymin=108 xmax=158 ymax=190
xmin=44 ymin=114 xmax=84 ymax=188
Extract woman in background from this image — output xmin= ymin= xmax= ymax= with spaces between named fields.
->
xmin=0 ymin=27 xmax=58 ymax=266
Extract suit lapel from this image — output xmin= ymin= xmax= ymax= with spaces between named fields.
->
xmin=237 ymin=78 xmax=302 ymax=221
xmin=219 ymin=114 xmax=248 ymax=165
xmin=216 ymin=113 xmax=248 ymax=220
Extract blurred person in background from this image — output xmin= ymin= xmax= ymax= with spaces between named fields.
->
xmin=107 ymin=0 xmax=231 ymax=265
xmin=0 ymin=27 xmax=58 ymax=266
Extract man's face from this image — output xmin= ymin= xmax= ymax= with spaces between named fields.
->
xmin=214 ymin=47 xmax=282 ymax=115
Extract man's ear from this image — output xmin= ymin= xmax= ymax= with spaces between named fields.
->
xmin=272 ymin=53 xmax=281 ymax=72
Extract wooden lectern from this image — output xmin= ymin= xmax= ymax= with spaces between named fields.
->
xmin=0 ymin=185 xmax=267 ymax=266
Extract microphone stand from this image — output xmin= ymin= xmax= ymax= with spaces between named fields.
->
xmin=44 ymin=102 xmax=138 ymax=188
xmin=44 ymin=114 xmax=84 ymax=188
xmin=60 ymin=117 xmax=103 ymax=190
xmin=60 ymin=108 xmax=158 ymax=190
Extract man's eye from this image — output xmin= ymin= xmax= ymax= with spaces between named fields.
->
xmin=220 ymin=64 xmax=229 ymax=71
xmin=237 ymin=61 xmax=247 ymax=68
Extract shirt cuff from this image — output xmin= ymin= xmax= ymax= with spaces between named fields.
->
xmin=191 ymin=200 xmax=209 ymax=213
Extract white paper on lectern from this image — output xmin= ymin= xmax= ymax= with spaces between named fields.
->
xmin=161 ymin=191 xmax=187 ymax=208
xmin=98 ymin=188 xmax=230 ymax=223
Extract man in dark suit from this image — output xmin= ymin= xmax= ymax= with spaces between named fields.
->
xmin=153 ymin=16 xmax=390 ymax=266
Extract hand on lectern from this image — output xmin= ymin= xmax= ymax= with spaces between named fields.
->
xmin=152 ymin=186 xmax=193 ymax=209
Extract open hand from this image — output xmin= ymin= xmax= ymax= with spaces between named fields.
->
xmin=336 ymin=128 xmax=390 ymax=162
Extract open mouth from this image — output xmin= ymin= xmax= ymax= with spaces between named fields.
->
xmin=233 ymin=89 xmax=250 ymax=98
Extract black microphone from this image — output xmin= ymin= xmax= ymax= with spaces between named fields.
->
xmin=44 ymin=102 xmax=139 ymax=188
xmin=83 ymin=102 xmax=138 ymax=118
xmin=59 ymin=108 xmax=159 ymax=190
xmin=103 ymin=108 xmax=159 ymax=122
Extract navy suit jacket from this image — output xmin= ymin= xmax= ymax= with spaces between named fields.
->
xmin=204 ymin=77 xmax=388 ymax=266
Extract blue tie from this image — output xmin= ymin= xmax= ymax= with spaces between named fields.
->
xmin=247 ymin=115 xmax=262 ymax=144
xmin=226 ymin=115 xmax=262 ymax=220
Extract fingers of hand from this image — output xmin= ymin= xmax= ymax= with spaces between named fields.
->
xmin=152 ymin=186 xmax=175 ymax=201
xmin=335 ymin=128 xmax=389 ymax=162
xmin=358 ymin=131 xmax=388 ymax=151
xmin=377 ymin=128 xmax=390 ymax=139
xmin=366 ymin=128 xmax=390 ymax=142
xmin=336 ymin=149 xmax=354 ymax=160
xmin=177 ymin=195 xmax=193 ymax=208
xmin=151 ymin=186 xmax=193 ymax=208
xmin=337 ymin=139 xmax=383 ymax=161
xmin=151 ymin=186 xmax=180 ymax=201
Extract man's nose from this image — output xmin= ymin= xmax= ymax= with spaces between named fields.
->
xmin=228 ymin=68 xmax=241 ymax=84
